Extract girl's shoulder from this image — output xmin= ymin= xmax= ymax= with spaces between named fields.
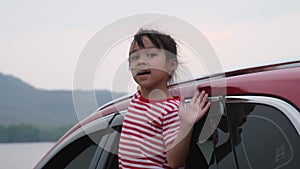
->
xmin=163 ymin=96 xmax=181 ymax=111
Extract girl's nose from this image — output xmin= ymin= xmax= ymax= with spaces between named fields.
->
xmin=137 ymin=55 xmax=148 ymax=66
xmin=137 ymin=60 xmax=147 ymax=66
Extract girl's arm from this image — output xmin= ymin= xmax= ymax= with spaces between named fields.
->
xmin=166 ymin=90 xmax=210 ymax=168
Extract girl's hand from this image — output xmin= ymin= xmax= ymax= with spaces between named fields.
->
xmin=179 ymin=90 xmax=211 ymax=127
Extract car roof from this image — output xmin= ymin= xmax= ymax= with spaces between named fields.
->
xmin=93 ymin=56 xmax=300 ymax=118
xmin=62 ymin=56 xmax=300 ymax=144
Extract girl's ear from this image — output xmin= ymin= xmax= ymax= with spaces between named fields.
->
xmin=168 ymin=58 xmax=178 ymax=74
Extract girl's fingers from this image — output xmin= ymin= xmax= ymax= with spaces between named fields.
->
xmin=199 ymin=93 xmax=208 ymax=108
xmin=202 ymin=101 xmax=211 ymax=113
xmin=197 ymin=101 xmax=211 ymax=120
xmin=191 ymin=90 xmax=200 ymax=104
xmin=194 ymin=90 xmax=206 ymax=108
xmin=197 ymin=91 xmax=210 ymax=120
xmin=199 ymin=90 xmax=205 ymax=99
xmin=193 ymin=90 xmax=206 ymax=104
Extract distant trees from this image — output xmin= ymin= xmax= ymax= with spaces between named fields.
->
xmin=0 ymin=124 xmax=71 ymax=143
xmin=0 ymin=72 xmax=128 ymax=143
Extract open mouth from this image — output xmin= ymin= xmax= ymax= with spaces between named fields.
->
xmin=136 ymin=69 xmax=151 ymax=76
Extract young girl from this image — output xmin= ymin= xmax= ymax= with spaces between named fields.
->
xmin=118 ymin=29 xmax=211 ymax=169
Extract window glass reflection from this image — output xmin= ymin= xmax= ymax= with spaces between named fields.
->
xmin=227 ymin=103 xmax=300 ymax=169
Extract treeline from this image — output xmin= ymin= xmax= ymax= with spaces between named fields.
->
xmin=0 ymin=124 xmax=72 ymax=143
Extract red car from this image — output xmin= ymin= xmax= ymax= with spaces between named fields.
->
xmin=35 ymin=57 xmax=300 ymax=169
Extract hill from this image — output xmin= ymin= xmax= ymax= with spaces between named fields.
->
xmin=0 ymin=72 xmax=127 ymax=127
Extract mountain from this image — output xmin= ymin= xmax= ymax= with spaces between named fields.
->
xmin=0 ymin=72 xmax=127 ymax=127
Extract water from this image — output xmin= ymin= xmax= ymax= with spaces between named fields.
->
xmin=0 ymin=142 xmax=55 ymax=169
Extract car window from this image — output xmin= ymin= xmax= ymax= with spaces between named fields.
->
xmin=186 ymin=115 xmax=218 ymax=169
xmin=65 ymin=144 xmax=98 ymax=169
xmin=42 ymin=130 xmax=106 ymax=169
xmin=186 ymin=100 xmax=237 ymax=169
xmin=227 ymin=102 xmax=300 ymax=169
xmin=214 ymin=117 xmax=238 ymax=169
xmin=96 ymin=113 xmax=124 ymax=169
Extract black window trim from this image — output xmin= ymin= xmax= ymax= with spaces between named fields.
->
xmin=89 ymin=110 xmax=126 ymax=169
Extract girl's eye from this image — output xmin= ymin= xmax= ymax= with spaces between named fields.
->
xmin=129 ymin=55 xmax=139 ymax=61
xmin=147 ymin=53 xmax=157 ymax=58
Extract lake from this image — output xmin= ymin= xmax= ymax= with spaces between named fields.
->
xmin=0 ymin=142 xmax=55 ymax=169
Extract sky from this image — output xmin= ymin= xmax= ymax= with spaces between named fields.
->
xmin=1 ymin=0 xmax=300 ymax=93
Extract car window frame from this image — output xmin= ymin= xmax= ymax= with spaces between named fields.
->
xmin=225 ymin=95 xmax=300 ymax=169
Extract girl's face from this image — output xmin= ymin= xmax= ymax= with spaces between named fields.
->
xmin=129 ymin=36 xmax=177 ymax=91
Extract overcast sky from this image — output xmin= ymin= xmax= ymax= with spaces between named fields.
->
xmin=1 ymin=0 xmax=299 ymax=92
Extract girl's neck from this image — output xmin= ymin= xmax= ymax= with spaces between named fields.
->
xmin=140 ymin=87 xmax=173 ymax=100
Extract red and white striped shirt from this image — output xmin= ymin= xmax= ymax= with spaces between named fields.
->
xmin=118 ymin=91 xmax=181 ymax=169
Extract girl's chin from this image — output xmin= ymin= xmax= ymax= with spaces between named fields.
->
xmin=134 ymin=76 xmax=150 ymax=84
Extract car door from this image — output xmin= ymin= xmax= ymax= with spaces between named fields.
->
xmin=95 ymin=107 xmax=225 ymax=169
xmin=226 ymin=96 xmax=300 ymax=169
xmin=92 ymin=97 xmax=241 ymax=169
